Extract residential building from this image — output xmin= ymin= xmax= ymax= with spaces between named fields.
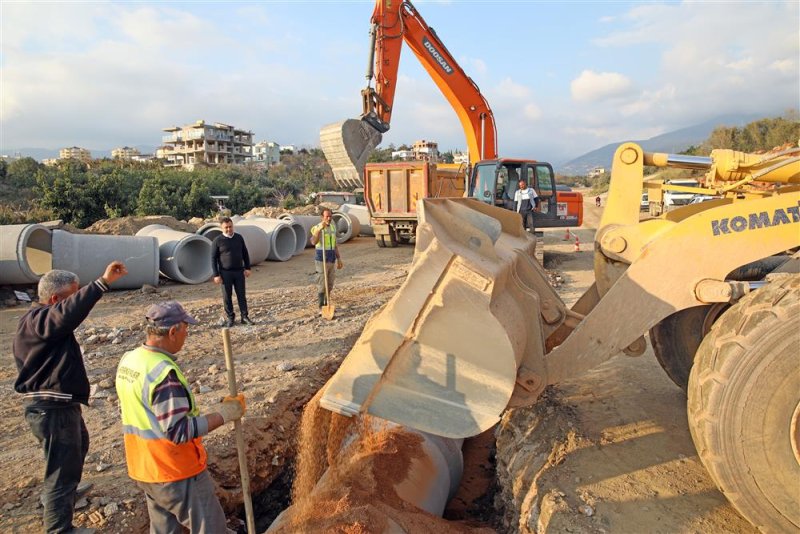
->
xmin=59 ymin=146 xmax=92 ymax=162
xmin=160 ymin=120 xmax=253 ymax=170
xmin=250 ymin=141 xmax=281 ymax=167
xmin=391 ymin=149 xmax=415 ymax=161
xmin=452 ymin=151 xmax=469 ymax=165
xmin=112 ymin=146 xmax=141 ymax=159
xmin=412 ymin=139 xmax=439 ymax=162
xmin=279 ymin=144 xmax=297 ymax=153
xmin=588 ymin=167 xmax=606 ymax=179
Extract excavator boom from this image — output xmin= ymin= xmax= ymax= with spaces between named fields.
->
xmin=320 ymin=0 xmax=497 ymax=186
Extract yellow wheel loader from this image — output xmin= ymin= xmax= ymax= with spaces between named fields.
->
xmin=319 ymin=142 xmax=800 ymax=531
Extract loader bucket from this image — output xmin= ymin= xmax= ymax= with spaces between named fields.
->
xmin=320 ymin=198 xmax=551 ymax=438
xmin=320 ymin=118 xmax=383 ymax=188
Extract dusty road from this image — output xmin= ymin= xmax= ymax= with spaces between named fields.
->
xmin=0 ymin=197 xmax=756 ymax=533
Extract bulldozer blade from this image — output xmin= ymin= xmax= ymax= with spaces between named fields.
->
xmin=320 ymin=118 xmax=382 ymax=188
xmin=319 ymin=198 xmax=550 ymax=439
xmin=321 ymin=304 xmax=335 ymax=320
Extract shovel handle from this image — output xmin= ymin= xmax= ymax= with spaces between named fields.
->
xmin=222 ymin=328 xmax=256 ymax=534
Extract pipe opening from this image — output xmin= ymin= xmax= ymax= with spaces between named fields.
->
xmin=24 ymin=227 xmax=53 ymax=277
xmin=175 ymin=237 xmax=213 ymax=281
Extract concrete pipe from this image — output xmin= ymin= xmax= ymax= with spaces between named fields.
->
xmin=136 ymin=224 xmax=213 ymax=284
xmin=332 ymin=210 xmax=361 ymax=244
xmin=267 ymin=417 xmax=463 ymax=532
xmin=277 ymin=213 xmax=319 ymax=248
xmin=51 ymin=230 xmax=159 ymax=290
xmin=237 ymin=218 xmax=296 ymax=262
xmin=196 ymin=223 xmax=270 ymax=265
xmin=270 ymin=219 xmax=305 ymax=256
xmin=0 ymin=224 xmax=53 ymax=284
xmin=339 ymin=204 xmax=373 ymax=236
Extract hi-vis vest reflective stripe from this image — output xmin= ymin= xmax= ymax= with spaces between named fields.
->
xmin=115 ymin=346 xmax=207 ymax=483
xmin=312 ymin=223 xmax=337 ymax=251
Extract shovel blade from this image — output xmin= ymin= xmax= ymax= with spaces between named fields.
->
xmin=321 ymin=304 xmax=336 ymax=320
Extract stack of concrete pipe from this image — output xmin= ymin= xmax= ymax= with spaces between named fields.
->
xmin=338 ymin=204 xmax=373 ymax=236
xmin=196 ymin=223 xmax=270 ymax=265
xmin=236 ymin=218 xmax=297 ymax=261
xmin=247 ymin=216 xmax=305 ymax=256
xmin=277 ymin=213 xmax=319 ymax=248
xmin=0 ymin=224 xmax=160 ymax=289
xmin=331 ymin=209 xmax=361 ymax=243
xmin=136 ymin=225 xmax=213 ymax=284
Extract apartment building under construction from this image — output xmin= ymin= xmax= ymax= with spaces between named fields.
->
xmin=160 ymin=120 xmax=253 ymax=170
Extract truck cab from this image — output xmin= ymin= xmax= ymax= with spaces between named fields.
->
xmin=468 ymin=159 xmax=583 ymax=228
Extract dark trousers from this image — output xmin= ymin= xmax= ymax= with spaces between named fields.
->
xmin=220 ymin=269 xmax=248 ymax=319
xmin=25 ymin=403 xmax=89 ymax=534
xmin=520 ymin=208 xmax=534 ymax=230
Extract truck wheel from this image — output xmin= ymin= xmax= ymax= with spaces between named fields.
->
xmin=376 ymin=235 xmax=386 ymax=248
xmin=687 ymin=275 xmax=800 ymax=532
xmin=385 ymin=230 xmax=398 ymax=248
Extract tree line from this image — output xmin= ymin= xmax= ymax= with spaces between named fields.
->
xmin=0 ymin=149 xmax=337 ymax=227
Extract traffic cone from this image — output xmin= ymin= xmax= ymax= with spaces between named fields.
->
xmin=563 ymin=228 xmax=571 ymax=240
xmin=574 ymin=236 xmax=581 ymax=252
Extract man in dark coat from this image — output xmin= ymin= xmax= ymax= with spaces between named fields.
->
xmin=212 ymin=217 xmax=254 ymax=327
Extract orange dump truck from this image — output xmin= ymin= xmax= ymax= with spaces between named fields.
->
xmin=365 ymin=159 xmax=583 ymax=247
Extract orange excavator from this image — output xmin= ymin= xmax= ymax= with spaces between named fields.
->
xmin=320 ymin=0 xmax=583 ymax=229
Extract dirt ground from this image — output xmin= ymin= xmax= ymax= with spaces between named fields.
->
xmin=0 ymin=195 xmax=756 ymax=533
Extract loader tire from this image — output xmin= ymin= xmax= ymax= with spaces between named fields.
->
xmin=650 ymin=305 xmax=711 ymax=392
xmin=687 ymin=275 xmax=800 ymax=533
xmin=651 ymin=257 xmax=790 ymax=392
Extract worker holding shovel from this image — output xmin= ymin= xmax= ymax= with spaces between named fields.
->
xmin=310 ymin=208 xmax=343 ymax=319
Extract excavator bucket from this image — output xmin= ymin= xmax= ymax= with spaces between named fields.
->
xmin=320 ymin=198 xmax=557 ymax=438
xmin=320 ymin=119 xmax=383 ymax=188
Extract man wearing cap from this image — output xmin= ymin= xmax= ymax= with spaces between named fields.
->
xmin=115 ymin=301 xmax=246 ymax=533
xmin=14 ymin=260 xmax=128 ymax=534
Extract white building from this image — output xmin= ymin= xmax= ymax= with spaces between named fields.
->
xmin=250 ymin=141 xmax=281 ymax=167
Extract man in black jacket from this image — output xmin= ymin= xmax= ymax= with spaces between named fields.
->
xmin=212 ymin=217 xmax=254 ymax=327
xmin=14 ymin=261 xmax=128 ymax=534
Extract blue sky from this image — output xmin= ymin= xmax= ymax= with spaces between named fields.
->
xmin=1 ymin=1 xmax=797 ymax=164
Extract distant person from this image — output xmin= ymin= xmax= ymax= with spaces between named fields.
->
xmin=115 ymin=300 xmax=246 ymax=533
xmin=595 ymin=196 xmax=601 ymax=207
xmin=14 ymin=261 xmax=128 ymax=534
xmin=514 ymin=180 xmax=540 ymax=232
xmin=310 ymin=208 xmax=343 ymax=307
xmin=212 ymin=217 xmax=253 ymax=327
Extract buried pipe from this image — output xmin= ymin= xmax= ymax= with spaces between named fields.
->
xmin=197 ymin=223 xmax=270 ymax=266
xmin=0 ymin=224 xmax=53 ymax=284
xmin=277 ymin=214 xmax=319 ymax=248
xmin=237 ymin=218 xmax=297 ymax=262
xmin=51 ymin=230 xmax=159 ymax=289
xmin=135 ymin=224 xmax=214 ymax=284
xmin=331 ymin=210 xmax=361 ymax=244
xmin=267 ymin=411 xmax=463 ymax=532
xmin=339 ymin=203 xmax=373 ymax=236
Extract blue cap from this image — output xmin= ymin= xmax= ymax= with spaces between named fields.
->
xmin=145 ymin=301 xmax=198 ymax=327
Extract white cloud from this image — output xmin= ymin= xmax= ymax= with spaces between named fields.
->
xmin=570 ymin=70 xmax=632 ymax=103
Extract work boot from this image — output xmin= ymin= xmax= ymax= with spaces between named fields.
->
xmin=241 ymin=316 xmax=255 ymax=325
xmin=224 ymin=317 xmax=235 ymax=328
xmin=318 ymin=293 xmax=326 ymax=308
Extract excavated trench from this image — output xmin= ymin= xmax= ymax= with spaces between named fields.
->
xmin=246 ymin=393 xmax=502 ymax=533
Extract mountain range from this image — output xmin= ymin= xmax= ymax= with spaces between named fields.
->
xmin=556 ymin=113 xmax=761 ymax=175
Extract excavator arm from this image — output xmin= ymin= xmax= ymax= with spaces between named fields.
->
xmin=321 ymin=0 xmax=497 ymax=187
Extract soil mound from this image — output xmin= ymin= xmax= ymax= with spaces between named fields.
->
xmin=86 ymin=215 xmax=199 ymax=235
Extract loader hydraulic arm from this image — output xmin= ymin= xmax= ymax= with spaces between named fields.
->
xmin=363 ymin=0 xmax=497 ymax=161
